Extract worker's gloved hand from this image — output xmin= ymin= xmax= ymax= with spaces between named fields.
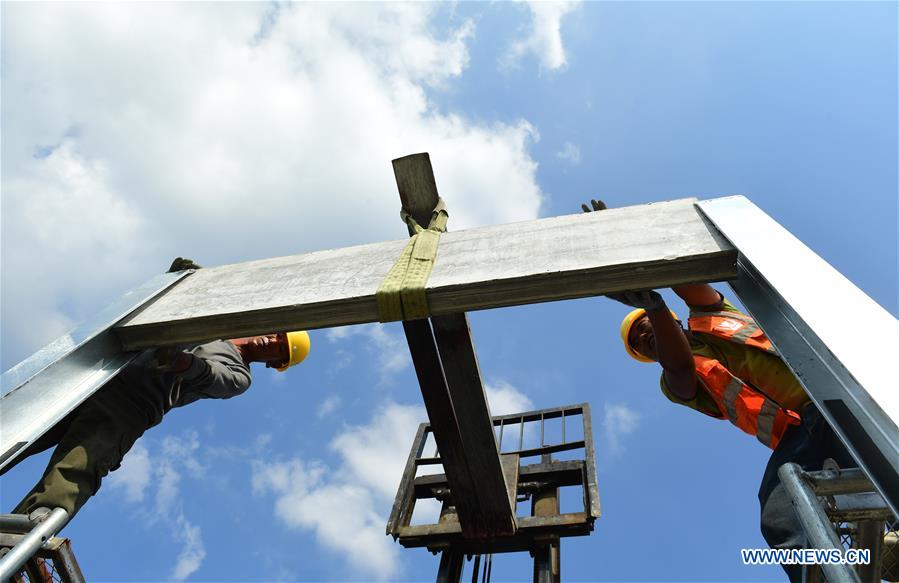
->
xmin=581 ymin=199 xmax=607 ymax=213
xmin=167 ymin=257 xmax=202 ymax=273
xmin=147 ymin=346 xmax=192 ymax=374
xmin=606 ymin=290 xmax=666 ymax=313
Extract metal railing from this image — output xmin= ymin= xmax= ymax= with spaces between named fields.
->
xmin=0 ymin=509 xmax=84 ymax=582
xmin=387 ymin=403 xmax=599 ymax=553
xmin=778 ymin=463 xmax=898 ymax=583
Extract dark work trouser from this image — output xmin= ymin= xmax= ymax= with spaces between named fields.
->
xmin=758 ymin=404 xmax=855 ymax=583
xmin=11 ymin=376 xmax=163 ymax=519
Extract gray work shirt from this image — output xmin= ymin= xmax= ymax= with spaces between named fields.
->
xmin=114 ymin=340 xmax=252 ymax=424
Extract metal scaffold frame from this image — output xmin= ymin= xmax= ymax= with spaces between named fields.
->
xmin=777 ymin=463 xmax=897 ymax=583
xmin=0 ymin=508 xmax=75 ymax=581
xmin=387 ymin=403 xmax=600 ymax=555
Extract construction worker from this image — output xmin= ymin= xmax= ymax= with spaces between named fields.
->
xmin=2 ymin=259 xmax=312 ymax=524
xmin=607 ymin=284 xmax=869 ymax=582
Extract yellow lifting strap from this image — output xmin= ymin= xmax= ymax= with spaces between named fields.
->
xmin=376 ymin=198 xmax=448 ymax=322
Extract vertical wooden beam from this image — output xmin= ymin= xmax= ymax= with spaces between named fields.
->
xmin=393 ymin=152 xmax=443 ymax=236
xmin=403 ymin=319 xmax=486 ymax=537
xmin=431 ymin=314 xmax=516 ymax=535
xmin=393 ymin=153 xmax=516 ymax=538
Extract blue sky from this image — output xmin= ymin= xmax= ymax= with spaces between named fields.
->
xmin=1 ymin=2 xmax=896 ymax=581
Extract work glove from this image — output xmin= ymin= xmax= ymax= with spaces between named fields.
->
xmin=606 ymin=290 xmax=666 ymax=313
xmin=581 ymin=199 xmax=607 ymax=213
xmin=167 ymin=257 xmax=202 ymax=273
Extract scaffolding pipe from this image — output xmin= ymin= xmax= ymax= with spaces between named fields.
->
xmin=0 ymin=514 xmax=35 ymax=534
xmin=0 ymin=508 xmax=68 ymax=580
xmin=778 ymin=463 xmax=860 ymax=583
xmin=804 ymin=468 xmax=878 ymax=496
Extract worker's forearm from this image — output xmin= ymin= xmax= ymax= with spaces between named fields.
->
xmin=647 ymin=308 xmax=697 ymax=399
xmin=646 ymin=308 xmax=694 ymax=373
xmin=672 ymin=284 xmax=721 ymax=307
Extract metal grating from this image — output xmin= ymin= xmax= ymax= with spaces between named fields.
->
xmin=13 ymin=557 xmax=63 ymax=583
xmin=2 ymin=538 xmax=85 ymax=583
xmin=818 ymin=520 xmax=899 ymax=582
xmin=792 ymin=465 xmax=899 ymax=583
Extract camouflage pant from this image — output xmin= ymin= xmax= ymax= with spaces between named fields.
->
xmin=11 ymin=377 xmax=159 ymax=518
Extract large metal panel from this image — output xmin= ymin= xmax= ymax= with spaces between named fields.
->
xmin=0 ymin=272 xmax=188 ymax=471
xmin=696 ymin=196 xmax=899 ymax=517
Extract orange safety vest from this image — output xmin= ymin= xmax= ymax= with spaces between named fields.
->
xmin=688 ymin=311 xmax=801 ymax=449
xmin=688 ymin=310 xmax=777 ymax=354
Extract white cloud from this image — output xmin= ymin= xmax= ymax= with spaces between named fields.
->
xmin=1 ymin=140 xmax=152 ymax=366
xmin=252 ymin=381 xmax=531 ymax=579
xmin=161 ymin=432 xmax=204 ymax=479
xmin=410 ymin=498 xmax=443 ymax=526
xmin=485 ymin=380 xmax=534 ymax=416
xmin=107 ymin=442 xmax=152 ymax=503
xmin=107 ymin=432 xmax=207 ymax=579
xmin=364 ymin=326 xmax=411 ymax=377
xmin=326 ymin=323 xmax=411 ymax=382
xmin=101 ymin=381 xmax=531 ymax=579
xmin=256 ymin=433 xmax=273 ymax=449
xmin=252 ymin=458 xmax=300 ymax=496
xmin=603 ymin=403 xmax=640 ymax=453
xmin=330 ymin=403 xmax=426 ymax=499
xmin=503 ymin=1 xmax=580 ymax=72
xmin=2 ymin=3 xmax=543 ymax=368
xmin=317 ymin=395 xmax=342 ymax=418
xmin=154 ymin=459 xmax=182 ymax=521
xmin=252 ymin=402 xmax=428 ymax=580
xmin=556 ymin=141 xmax=581 ymax=165
xmin=171 ymin=513 xmax=206 ymax=581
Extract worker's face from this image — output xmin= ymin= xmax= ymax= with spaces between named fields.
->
xmin=628 ymin=315 xmax=657 ymax=361
xmin=248 ymin=333 xmax=291 ymax=368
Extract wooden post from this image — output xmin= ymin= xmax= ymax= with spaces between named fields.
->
xmin=392 ymin=153 xmax=516 ymax=538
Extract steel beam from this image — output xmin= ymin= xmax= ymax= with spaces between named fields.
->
xmin=0 ymin=272 xmax=189 ymax=471
xmin=696 ymin=196 xmax=899 ymax=517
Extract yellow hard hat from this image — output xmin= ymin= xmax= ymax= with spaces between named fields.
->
xmin=619 ymin=308 xmax=680 ymax=363
xmin=276 ymin=331 xmax=311 ymax=372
